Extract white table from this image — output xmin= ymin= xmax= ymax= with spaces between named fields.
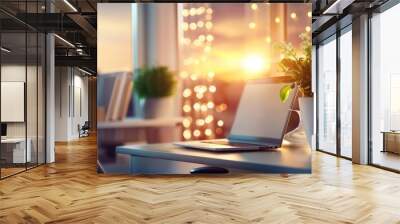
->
xmin=1 ymin=138 xmax=31 ymax=163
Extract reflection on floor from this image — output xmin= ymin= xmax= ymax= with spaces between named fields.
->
xmin=0 ymin=162 xmax=41 ymax=179
xmin=0 ymin=167 xmax=25 ymax=178
xmin=1 ymin=135 xmax=400 ymax=223
xmin=373 ymin=150 xmax=400 ymax=171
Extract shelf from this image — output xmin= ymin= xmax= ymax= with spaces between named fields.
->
xmin=98 ymin=117 xmax=184 ymax=129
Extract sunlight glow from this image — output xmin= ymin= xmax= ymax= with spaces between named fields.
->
xmin=241 ymin=54 xmax=267 ymax=75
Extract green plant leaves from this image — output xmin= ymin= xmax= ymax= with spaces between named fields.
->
xmin=280 ymin=85 xmax=293 ymax=102
xmin=277 ymin=31 xmax=313 ymax=99
xmin=133 ymin=66 xmax=177 ymax=98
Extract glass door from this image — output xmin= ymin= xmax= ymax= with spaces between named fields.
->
xmin=317 ymin=36 xmax=337 ymax=154
xmin=1 ymin=30 xmax=28 ymax=178
xmin=339 ymin=27 xmax=352 ymax=158
xmin=0 ymin=1 xmax=46 ymax=179
xmin=370 ymin=3 xmax=400 ymax=171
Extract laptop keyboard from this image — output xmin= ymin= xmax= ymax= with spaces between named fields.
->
xmin=201 ymin=140 xmax=274 ymax=148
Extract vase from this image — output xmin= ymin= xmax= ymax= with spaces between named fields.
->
xmin=143 ymin=97 xmax=174 ymax=119
xmin=298 ymin=96 xmax=314 ymax=147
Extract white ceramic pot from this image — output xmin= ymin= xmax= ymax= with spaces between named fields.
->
xmin=298 ymin=97 xmax=314 ymax=147
xmin=143 ymin=97 xmax=174 ymax=119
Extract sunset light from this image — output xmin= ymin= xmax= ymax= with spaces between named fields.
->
xmin=241 ymin=54 xmax=267 ymax=75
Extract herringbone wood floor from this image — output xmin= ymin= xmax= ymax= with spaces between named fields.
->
xmin=1 ymin=135 xmax=400 ymax=224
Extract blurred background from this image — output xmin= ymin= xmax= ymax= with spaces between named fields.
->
xmin=97 ymin=3 xmax=311 ymax=173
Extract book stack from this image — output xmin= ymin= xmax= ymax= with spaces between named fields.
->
xmin=98 ymin=72 xmax=133 ymax=121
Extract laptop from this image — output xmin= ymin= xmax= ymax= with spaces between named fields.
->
xmin=174 ymin=80 xmax=297 ymax=152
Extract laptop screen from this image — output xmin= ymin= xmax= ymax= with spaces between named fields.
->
xmin=229 ymin=80 xmax=296 ymax=145
xmin=1 ymin=123 xmax=7 ymax=137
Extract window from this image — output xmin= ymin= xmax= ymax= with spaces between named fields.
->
xmin=339 ymin=28 xmax=352 ymax=158
xmin=317 ymin=37 xmax=337 ymax=154
xmin=0 ymin=1 xmax=46 ymax=179
xmin=370 ymin=3 xmax=400 ymax=171
xmin=180 ymin=3 xmax=311 ymax=141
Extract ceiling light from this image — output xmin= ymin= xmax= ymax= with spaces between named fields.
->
xmin=78 ymin=67 xmax=93 ymax=76
xmin=323 ymin=0 xmax=355 ymax=15
xmin=1 ymin=47 xmax=11 ymax=53
xmin=54 ymin=34 xmax=75 ymax=48
xmin=63 ymin=0 xmax=78 ymax=12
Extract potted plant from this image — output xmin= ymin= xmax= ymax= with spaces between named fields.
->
xmin=277 ymin=32 xmax=313 ymax=146
xmin=134 ymin=66 xmax=177 ymax=118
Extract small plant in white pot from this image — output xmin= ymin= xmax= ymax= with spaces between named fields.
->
xmin=134 ymin=66 xmax=177 ymax=119
xmin=277 ymin=32 xmax=313 ymax=146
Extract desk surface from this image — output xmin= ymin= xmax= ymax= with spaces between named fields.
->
xmin=381 ymin=131 xmax=400 ymax=134
xmin=1 ymin=138 xmax=27 ymax=143
xmin=117 ymin=128 xmax=311 ymax=173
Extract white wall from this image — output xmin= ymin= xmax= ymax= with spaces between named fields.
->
xmin=55 ymin=67 xmax=89 ymax=141
xmin=1 ymin=65 xmax=35 ymax=137
xmin=97 ymin=3 xmax=134 ymax=74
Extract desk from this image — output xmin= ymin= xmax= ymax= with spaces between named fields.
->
xmin=98 ymin=117 xmax=184 ymax=173
xmin=116 ymin=129 xmax=311 ymax=174
xmin=1 ymin=138 xmax=31 ymax=164
xmin=381 ymin=131 xmax=400 ymax=154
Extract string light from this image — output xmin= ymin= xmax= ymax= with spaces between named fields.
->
xmin=265 ymin=36 xmax=272 ymax=44
xmin=182 ymin=9 xmax=189 ymax=17
xmin=189 ymin=8 xmax=196 ymax=16
xmin=197 ymin=21 xmax=204 ymax=28
xmin=305 ymin=26 xmax=311 ymax=32
xmin=206 ymin=34 xmax=214 ymax=42
xmin=209 ymin=85 xmax=216 ymax=93
xmin=189 ymin=22 xmax=197 ymax=30
xmin=275 ymin=17 xmax=281 ymax=23
xmin=251 ymin=3 xmax=258 ymax=10
xmin=197 ymin=7 xmax=205 ymax=15
xmin=183 ymin=118 xmax=191 ymax=128
xmin=205 ymin=129 xmax=212 ymax=136
xmin=290 ymin=12 xmax=297 ymax=19
xmin=183 ymin=88 xmax=192 ymax=97
xmin=183 ymin=130 xmax=192 ymax=139
xmin=181 ymin=4 xmax=220 ymax=141
xmin=248 ymin=22 xmax=256 ymax=29
xmin=196 ymin=119 xmax=205 ymax=126
xmin=205 ymin=115 xmax=214 ymax=123
xmin=216 ymin=103 xmax=227 ymax=112
xmin=196 ymin=93 xmax=204 ymax=99
xmin=205 ymin=21 xmax=213 ymax=30
xmin=207 ymin=101 xmax=214 ymax=109
xmin=183 ymin=104 xmax=191 ymax=113
xmin=193 ymin=102 xmax=201 ymax=111
xmin=307 ymin=11 xmax=312 ymax=18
